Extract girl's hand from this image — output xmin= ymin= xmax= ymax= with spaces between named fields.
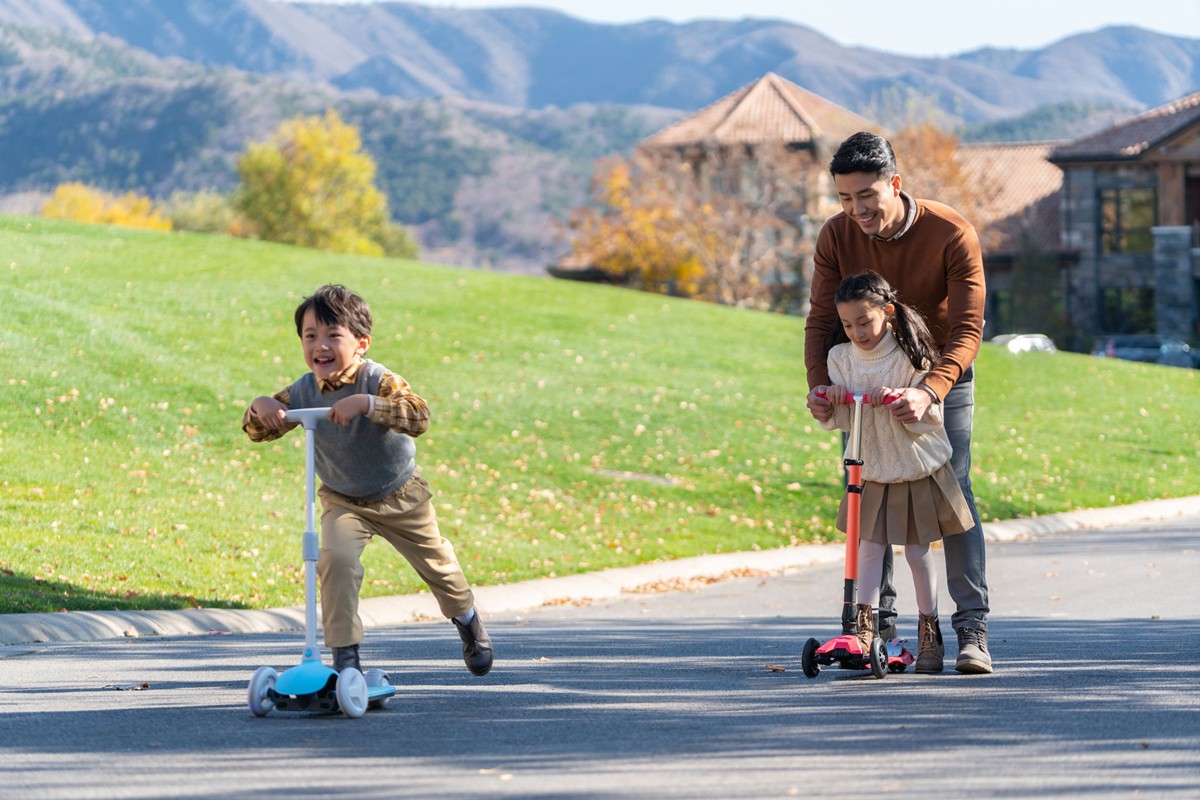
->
xmin=827 ymin=384 xmax=849 ymax=406
xmin=251 ymin=397 xmax=289 ymax=431
xmin=868 ymin=387 xmax=894 ymax=407
xmin=328 ymin=394 xmax=370 ymax=426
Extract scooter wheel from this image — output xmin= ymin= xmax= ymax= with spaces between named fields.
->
xmin=336 ymin=667 xmax=369 ymax=719
xmin=801 ymin=637 xmax=821 ymax=679
xmin=365 ymin=668 xmax=392 ymax=710
xmin=869 ymin=636 xmax=887 ymax=679
xmin=247 ymin=666 xmax=278 ymax=717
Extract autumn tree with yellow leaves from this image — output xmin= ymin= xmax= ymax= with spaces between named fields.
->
xmin=568 ymin=144 xmax=821 ymax=311
xmin=235 ymin=109 xmax=418 ymax=259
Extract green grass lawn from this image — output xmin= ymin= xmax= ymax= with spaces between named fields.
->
xmin=1 ymin=216 xmax=1197 ymax=614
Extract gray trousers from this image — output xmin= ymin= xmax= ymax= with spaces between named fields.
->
xmin=877 ymin=368 xmax=990 ymax=632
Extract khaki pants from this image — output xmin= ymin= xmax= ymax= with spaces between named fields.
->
xmin=317 ymin=474 xmax=475 ymax=648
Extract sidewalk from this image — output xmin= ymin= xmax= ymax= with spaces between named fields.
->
xmin=3 ymin=495 xmax=1198 ymax=647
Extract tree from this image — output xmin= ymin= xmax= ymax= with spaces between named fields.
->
xmin=235 ymin=109 xmax=417 ymax=258
xmin=567 ymin=145 xmax=821 ymax=311
xmin=888 ymin=122 xmax=998 ymax=249
xmin=40 ymin=183 xmax=171 ymax=231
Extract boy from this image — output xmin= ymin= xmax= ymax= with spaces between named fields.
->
xmin=243 ymin=284 xmax=493 ymax=677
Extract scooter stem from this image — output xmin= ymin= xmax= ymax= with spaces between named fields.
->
xmin=285 ymin=408 xmax=328 ymax=663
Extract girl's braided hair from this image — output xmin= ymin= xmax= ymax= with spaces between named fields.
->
xmin=833 ymin=271 xmax=939 ymax=371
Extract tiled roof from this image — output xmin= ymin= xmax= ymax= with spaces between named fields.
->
xmin=1050 ymin=91 xmax=1200 ymax=162
xmin=639 ymin=72 xmax=878 ymax=151
xmin=956 ymin=141 xmax=1065 ymax=253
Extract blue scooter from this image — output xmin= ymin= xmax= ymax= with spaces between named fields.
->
xmin=247 ymin=408 xmax=396 ymax=718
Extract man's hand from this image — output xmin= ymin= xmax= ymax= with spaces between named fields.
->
xmin=885 ymin=386 xmax=934 ymax=424
xmin=806 ymin=386 xmax=834 ymax=422
xmin=328 ymin=394 xmax=371 ymax=426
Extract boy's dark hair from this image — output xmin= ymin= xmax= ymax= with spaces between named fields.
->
xmin=829 ymin=132 xmax=898 ymax=179
xmin=294 ymin=284 xmax=373 ymax=339
xmin=834 ymin=271 xmax=938 ymax=371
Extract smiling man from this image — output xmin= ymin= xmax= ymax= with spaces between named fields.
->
xmin=803 ymin=131 xmax=992 ymax=674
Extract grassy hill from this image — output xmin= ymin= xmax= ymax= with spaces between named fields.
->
xmin=1 ymin=217 xmax=1197 ymax=614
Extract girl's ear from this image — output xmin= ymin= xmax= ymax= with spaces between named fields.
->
xmin=884 ymin=303 xmax=895 ymax=316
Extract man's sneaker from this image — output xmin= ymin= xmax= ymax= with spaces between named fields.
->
xmin=453 ymin=612 xmax=494 ymax=676
xmin=955 ymin=627 xmax=993 ymax=674
xmin=914 ymin=613 xmax=944 ymax=674
xmin=332 ymin=644 xmax=361 ymax=673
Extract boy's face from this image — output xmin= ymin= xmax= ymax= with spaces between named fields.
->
xmin=300 ymin=308 xmax=371 ymax=383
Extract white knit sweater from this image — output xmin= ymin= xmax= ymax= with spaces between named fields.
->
xmin=819 ymin=331 xmax=953 ymax=484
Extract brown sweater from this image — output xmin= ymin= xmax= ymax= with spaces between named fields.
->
xmin=804 ymin=195 xmax=986 ymax=401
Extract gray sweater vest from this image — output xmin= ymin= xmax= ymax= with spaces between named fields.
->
xmin=288 ymin=359 xmax=417 ymax=502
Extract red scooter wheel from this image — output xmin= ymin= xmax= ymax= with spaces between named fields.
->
xmin=802 ymin=637 xmax=821 ymax=678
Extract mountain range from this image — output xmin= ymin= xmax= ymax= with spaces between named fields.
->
xmin=2 ymin=0 xmax=1197 ymax=122
xmin=0 ymin=0 xmax=1198 ymax=271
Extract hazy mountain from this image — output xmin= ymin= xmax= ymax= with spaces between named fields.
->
xmin=0 ymin=0 xmax=1197 ymax=125
xmin=0 ymin=21 xmax=674 ymax=272
xmin=1 ymin=0 xmax=1197 ymax=272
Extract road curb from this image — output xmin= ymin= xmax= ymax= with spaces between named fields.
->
xmin=2 ymin=495 xmax=1198 ymax=647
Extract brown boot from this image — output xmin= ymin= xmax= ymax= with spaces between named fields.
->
xmin=855 ymin=603 xmax=875 ymax=654
xmin=915 ymin=613 xmax=944 ymax=674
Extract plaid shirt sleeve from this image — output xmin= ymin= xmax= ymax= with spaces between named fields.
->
xmin=369 ymin=370 xmax=431 ymax=437
xmin=241 ymin=386 xmax=294 ymax=442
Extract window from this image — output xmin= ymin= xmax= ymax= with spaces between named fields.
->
xmin=1098 ymin=187 xmax=1155 ymax=255
xmin=1098 ymin=286 xmax=1155 ymax=334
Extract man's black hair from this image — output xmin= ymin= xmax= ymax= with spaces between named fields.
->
xmin=829 ymin=131 xmax=898 ymax=178
xmin=294 ymin=284 xmax=373 ymax=339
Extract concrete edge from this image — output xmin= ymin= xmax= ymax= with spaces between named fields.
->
xmin=3 ymin=495 xmax=1198 ymax=647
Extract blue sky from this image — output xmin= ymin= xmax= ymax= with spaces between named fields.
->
xmin=298 ymin=0 xmax=1200 ymax=57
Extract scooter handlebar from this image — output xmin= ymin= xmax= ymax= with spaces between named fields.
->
xmin=813 ymin=389 xmax=902 ymax=406
xmin=284 ymin=408 xmax=330 ymax=428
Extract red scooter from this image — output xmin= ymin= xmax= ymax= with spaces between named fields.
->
xmin=802 ymin=391 xmax=915 ymax=679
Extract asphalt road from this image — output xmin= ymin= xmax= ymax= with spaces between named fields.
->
xmin=1 ymin=516 xmax=1198 ymax=799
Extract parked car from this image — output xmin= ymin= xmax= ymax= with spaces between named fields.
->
xmin=990 ymin=333 xmax=1058 ymax=354
xmin=1090 ymin=334 xmax=1194 ymax=368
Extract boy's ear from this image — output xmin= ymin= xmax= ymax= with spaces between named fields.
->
xmin=356 ymin=334 xmax=372 ymax=355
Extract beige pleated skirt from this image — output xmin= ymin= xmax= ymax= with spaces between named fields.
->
xmin=835 ymin=461 xmax=974 ymax=546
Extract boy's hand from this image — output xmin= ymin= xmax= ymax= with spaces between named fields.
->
xmin=251 ymin=396 xmax=289 ymax=431
xmin=328 ymin=394 xmax=370 ymax=426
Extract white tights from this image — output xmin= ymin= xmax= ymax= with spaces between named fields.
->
xmin=857 ymin=539 xmax=937 ymax=616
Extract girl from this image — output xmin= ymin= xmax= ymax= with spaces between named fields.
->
xmin=817 ymin=271 xmax=973 ymax=674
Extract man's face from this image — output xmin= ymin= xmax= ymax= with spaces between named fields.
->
xmin=834 ymin=171 xmax=904 ymax=238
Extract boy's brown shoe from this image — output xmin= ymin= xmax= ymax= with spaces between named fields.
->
xmin=914 ymin=613 xmax=944 ymax=674
xmin=454 ymin=613 xmax=494 ymax=676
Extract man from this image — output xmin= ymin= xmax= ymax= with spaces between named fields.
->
xmin=804 ymin=131 xmax=992 ymax=673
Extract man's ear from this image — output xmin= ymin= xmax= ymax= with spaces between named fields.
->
xmin=890 ymin=174 xmax=902 ymax=194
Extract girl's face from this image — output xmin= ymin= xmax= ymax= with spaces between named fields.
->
xmin=300 ymin=308 xmax=370 ymax=383
xmin=837 ymin=298 xmax=892 ymax=352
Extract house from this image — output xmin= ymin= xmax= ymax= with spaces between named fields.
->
xmin=953 ymin=141 xmax=1073 ymax=340
xmin=1050 ymin=92 xmax=1200 ymax=345
xmin=550 ymin=72 xmax=878 ymax=309
xmin=638 ymin=71 xmax=879 ymax=162
xmin=553 ymin=74 xmax=1200 ymax=348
